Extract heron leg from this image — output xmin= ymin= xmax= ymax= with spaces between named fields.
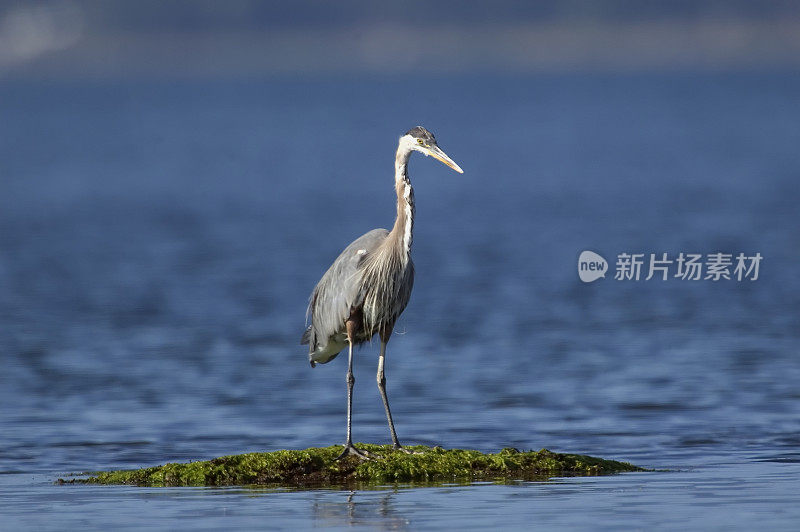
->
xmin=336 ymin=319 xmax=373 ymax=461
xmin=378 ymin=326 xmax=405 ymax=450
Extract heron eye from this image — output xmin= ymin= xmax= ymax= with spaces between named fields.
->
xmin=417 ymin=139 xmax=424 ymax=146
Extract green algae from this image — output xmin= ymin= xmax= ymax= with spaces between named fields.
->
xmin=67 ymin=445 xmax=644 ymax=488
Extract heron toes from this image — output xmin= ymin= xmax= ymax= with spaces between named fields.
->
xmin=334 ymin=443 xmax=425 ymax=460
xmin=335 ymin=444 xmax=376 ymax=461
xmin=393 ymin=445 xmax=424 ymax=455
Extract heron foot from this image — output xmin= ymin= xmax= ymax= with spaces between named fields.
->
xmin=335 ymin=444 xmax=375 ymax=461
xmin=393 ymin=444 xmax=423 ymax=455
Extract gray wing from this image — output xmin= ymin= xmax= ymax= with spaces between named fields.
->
xmin=302 ymin=228 xmax=389 ymax=350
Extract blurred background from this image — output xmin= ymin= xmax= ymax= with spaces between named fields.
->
xmin=3 ymin=0 xmax=800 ymax=77
xmin=1 ymin=1 xmax=799 ymax=528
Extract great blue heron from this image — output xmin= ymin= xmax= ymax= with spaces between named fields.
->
xmin=301 ymin=126 xmax=463 ymax=459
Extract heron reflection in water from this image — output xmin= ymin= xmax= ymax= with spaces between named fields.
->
xmin=302 ymin=127 xmax=463 ymax=459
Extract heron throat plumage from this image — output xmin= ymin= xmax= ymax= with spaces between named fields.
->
xmin=394 ymin=141 xmax=416 ymax=261
xmin=357 ymin=139 xmax=417 ymax=338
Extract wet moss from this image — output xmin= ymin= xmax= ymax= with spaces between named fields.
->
xmin=69 ymin=445 xmax=644 ymax=487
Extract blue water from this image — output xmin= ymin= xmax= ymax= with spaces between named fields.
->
xmin=1 ymin=72 xmax=799 ymax=530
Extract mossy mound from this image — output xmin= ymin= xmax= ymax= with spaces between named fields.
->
xmin=69 ymin=445 xmax=644 ymax=488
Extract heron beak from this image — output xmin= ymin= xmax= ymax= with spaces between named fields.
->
xmin=427 ymin=145 xmax=464 ymax=174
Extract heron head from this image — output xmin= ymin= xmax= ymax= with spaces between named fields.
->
xmin=401 ymin=126 xmax=463 ymax=173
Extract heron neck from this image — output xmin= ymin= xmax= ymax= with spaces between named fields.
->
xmin=391 ymin=147 xmax=415 ymax=261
